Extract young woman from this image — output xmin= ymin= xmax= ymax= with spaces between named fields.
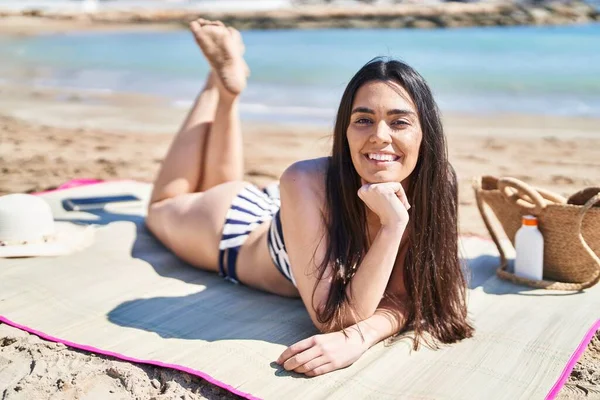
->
xmin=146 ymin=19 xmax=474 ymax=377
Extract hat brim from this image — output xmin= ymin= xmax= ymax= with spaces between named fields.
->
xmin=0 ymin=222 xmax=95 ymax=258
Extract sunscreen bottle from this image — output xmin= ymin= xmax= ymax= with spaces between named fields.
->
xmin=514 ymin=215 xmax=544 ymax=281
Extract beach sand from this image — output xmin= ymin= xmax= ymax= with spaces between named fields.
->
xmin=0 ymin=82 xmax=599 ymax=398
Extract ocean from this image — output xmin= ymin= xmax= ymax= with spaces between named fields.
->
xmin=0 ymin=24 xmax=599 ymax=125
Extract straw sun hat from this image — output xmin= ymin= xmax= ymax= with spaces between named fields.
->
xmin=0 ymin=193 xmax=94 ymax=258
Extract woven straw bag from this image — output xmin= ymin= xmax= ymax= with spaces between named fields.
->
xmin=473 ymin=176 xmax=600 ymax=290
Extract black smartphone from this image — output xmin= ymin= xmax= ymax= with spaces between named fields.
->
xmin=63 ymin=194 xmax=142 ymax=211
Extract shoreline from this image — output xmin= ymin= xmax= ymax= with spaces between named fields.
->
xmin=1 ymin=82 xmax=599 ymax=137
xmin=0 ymin=2 xmax=598 ymax=34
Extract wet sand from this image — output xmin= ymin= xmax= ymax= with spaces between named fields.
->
xmin=0 ymin=83 xmax=599 ymax=399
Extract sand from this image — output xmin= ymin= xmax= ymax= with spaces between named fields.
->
xmin=0 ymin=80 xmax=599 ymax=398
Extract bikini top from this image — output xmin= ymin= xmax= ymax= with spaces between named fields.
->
xmin=267 ymin=210 xmax=296 ymax=287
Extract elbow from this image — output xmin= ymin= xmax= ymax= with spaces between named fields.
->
xmin=314 ymin=322 xmax=330 ymax=334
xmin=309 ymin=305 xmax=343 ymax=334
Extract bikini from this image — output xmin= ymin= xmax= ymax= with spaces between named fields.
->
xmin=218 ymin=184 xmax=296 ymax=287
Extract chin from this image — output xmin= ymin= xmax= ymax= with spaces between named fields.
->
xmin=360 ymin=171 xmax=405 ymax=184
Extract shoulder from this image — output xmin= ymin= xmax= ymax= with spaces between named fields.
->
xmin=280 ymin=157 xmax=329 ymax=202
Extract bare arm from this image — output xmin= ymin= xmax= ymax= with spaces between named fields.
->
xmin=348 ymin=235 xmax=410 ymax=336
xmin=353 ymin=295 xmax=410 ymax=348
xmin=280 ymin=160 xmax=408 ymax=332
xmin=343 ymin=224 xmax=405 ymax=327
xmin=277 ymin=295 xmax=409 ymax=376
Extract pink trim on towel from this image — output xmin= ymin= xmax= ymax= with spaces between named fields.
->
xmin=33 ymin=178 xmax=139 ymax=195
xmin=0 ymin=316 xmax=259 ymax=400
xmin=33 ymin=179 xmax=105 ymax=195
xmin=546 ymin=319 xmax=600 ymax=400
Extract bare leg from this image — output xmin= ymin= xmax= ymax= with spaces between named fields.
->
xmin=146 ymin=20 xmax=249 ymax=272
xmin=145 ymin=22 xmax=294 ymax=295
xmin=195 ymin=24 xmax=248 ymax=191
xmin=149 ymin=72 xmax=218 ymax=204
xmin=149 ymin=20 xmax=248 ymax=203
xmin=198 ymin=87 xmax=244 ymax=191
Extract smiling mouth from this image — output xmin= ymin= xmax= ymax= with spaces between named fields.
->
xmin=365 ymin=153 xmax=401 ymax=163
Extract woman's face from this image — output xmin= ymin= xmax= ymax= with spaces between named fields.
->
xmin=346 ymin=80 xmax=423 ymax=185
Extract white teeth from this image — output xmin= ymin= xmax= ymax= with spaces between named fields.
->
xmin=368 ymin=153 xmax=397 ymax=162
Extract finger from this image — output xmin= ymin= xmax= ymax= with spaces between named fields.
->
xmin=294 ymin=355 xmax=329 ymax=374
xmin=357 ymin=184 xmax=369 ymax=201
xmin=384 ymin=181 xmax=403 ymax=193
xmin=304 ymin=363 xmax=334 ymax=377
xmin=396 ymin=193 xmax=410 ymax=210
xmin=276 ymin=337 xmax=316 ymax=365
xmin=284 ymin=346 xmax=322 ymax=371
xmin=394 ymin=184 xmax=411 ymax=210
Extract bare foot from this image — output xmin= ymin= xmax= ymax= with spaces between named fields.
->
xmin=228 ymin=27 xmax=250 ymax=78
xmin=190 ymin=19 xmax=247 ymax=95
xmin=228 ymin=27 xmax=245 ymax=55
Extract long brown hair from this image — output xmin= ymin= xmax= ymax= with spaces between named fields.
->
xmin=315 ymin=58 xmax=474 ymax=349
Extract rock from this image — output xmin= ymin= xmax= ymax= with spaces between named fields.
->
xmin=509 ymin=9 xmax=533 ymax=25
xmin=408 ymin=18 xmax=438 ymax=29
xmin=529 ymin=7 xmax=552 ymax=24
xmin=1 ymin=1 xmax=597 ymax=30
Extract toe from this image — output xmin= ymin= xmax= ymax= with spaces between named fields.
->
xmin=189 ymin=20 xmax=202 ymax=34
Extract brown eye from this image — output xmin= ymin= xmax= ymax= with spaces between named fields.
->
xmin=355 ymin=118 xmax=372 ymax=125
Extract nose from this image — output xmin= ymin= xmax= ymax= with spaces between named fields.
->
xmin=369 ymin=120 xmax=392 ymax=145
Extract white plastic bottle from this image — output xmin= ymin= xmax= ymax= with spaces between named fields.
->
xmin=514 ymin=215 xmax=544 ymax=281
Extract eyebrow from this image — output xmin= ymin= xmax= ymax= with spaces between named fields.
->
xmin=351 ymin=107 xmax=416 ymax=117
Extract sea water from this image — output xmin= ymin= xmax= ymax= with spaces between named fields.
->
xmin=0 ymin=24 xmax=599 ymax=125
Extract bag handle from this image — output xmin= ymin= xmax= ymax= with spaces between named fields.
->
xmin=536 ymin=187 xmax=568 ymax=204
xmin=574 ymin=193 xmax=600 ymax=289
xmin=473 ymin=177 xmax=510 ymax=266
xmin=473 ymin=176 xmax=564 ymax=277
xmin=497 ymin=177 xmax=548 ymax=216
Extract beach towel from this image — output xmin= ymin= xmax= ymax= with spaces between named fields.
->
xmin=0 ymin=180 xmax=598 ymax=399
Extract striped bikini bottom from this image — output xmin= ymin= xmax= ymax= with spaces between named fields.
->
xmin=218 ymin=184 xmax=295 ymax=286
